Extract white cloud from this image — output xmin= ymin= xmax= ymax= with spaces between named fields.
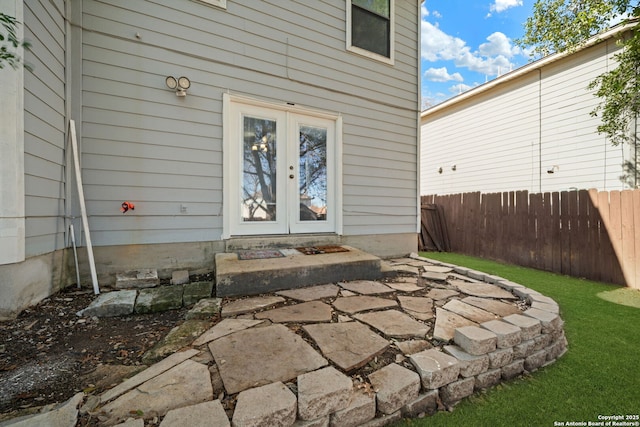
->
xmin=424 ymin=67 xmax=463 ymax=83
xmin=490 ymin=0 xmax=523 ymax=13
xmin=421 ymin=21 xmax=468 ymax=62
xmin=422 ymin=20 xmax=521 ymax=77
xmin=479 ymin=32 xmax=521 ymax=58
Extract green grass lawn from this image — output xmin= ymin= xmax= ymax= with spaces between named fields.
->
xmin=396 ymin=252 xmax=640 ymax=427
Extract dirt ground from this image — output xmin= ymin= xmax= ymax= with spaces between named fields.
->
xmin=0 ymin=285 xmax=188 ymax=422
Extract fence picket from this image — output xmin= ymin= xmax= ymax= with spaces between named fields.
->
xmin=421 ymin=189 xmax=637 ymax=288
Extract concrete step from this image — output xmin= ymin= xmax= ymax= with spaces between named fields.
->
xmin=215 ymin=245 xmax=382 ymax=297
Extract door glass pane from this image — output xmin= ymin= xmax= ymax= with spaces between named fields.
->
xmin=299 ymin=125 xmax=327 ymax=222
xmin=242 ymin=116 xmax=277 ymax=222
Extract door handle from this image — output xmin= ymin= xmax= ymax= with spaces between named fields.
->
xmin=289 ymin=174 xmax=295 ymax=179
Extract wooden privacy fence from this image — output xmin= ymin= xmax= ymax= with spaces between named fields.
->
xmin=422 ymin=189 xmax=640 ymax=289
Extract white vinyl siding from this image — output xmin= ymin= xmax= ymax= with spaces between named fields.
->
xmin=79 ymin=0 xmax=419 ymax=246
xmin=23 ymin=0 xmax=67 ymax=256
xmin=421 ymin=35 xmax=628 ymax=195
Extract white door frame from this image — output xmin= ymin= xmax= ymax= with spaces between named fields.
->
xmin=222 ymin=94 xmax=342 ymax=238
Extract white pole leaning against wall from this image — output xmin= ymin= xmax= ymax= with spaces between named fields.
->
xmin=69 ymin=119 xmax=100 ymax=295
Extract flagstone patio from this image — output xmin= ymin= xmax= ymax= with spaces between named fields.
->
xmin=9 ymin=254 xmax=567 ymax=427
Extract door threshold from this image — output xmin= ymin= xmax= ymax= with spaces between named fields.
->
xmin=225 ymin=234 xmax=341 ymax=252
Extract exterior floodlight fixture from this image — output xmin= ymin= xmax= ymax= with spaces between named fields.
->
xmin=165 ymin=76 xmax=191 ymax=97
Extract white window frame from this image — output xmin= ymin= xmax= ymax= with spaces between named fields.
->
xmin=346 ymin=0 xmax=395 ymax=65
xmin=196 ymin=0 xmax=227 ymax=9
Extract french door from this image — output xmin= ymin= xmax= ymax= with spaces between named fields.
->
xmin=225 ymin=98 xmax=337 ymax=236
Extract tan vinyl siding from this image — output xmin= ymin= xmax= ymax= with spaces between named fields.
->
xmin=80 ymin=0 xmax=419 ymax=246
xmin=23 ymin=0 xmax=67 ymax=256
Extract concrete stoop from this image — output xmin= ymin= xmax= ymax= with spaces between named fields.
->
xmin=215 ymin=245 xmax=382 ymax=297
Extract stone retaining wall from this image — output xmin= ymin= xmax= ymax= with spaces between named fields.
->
xmin=229 ymin=257 xmax=568 ymax=426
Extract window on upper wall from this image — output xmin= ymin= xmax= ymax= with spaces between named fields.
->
xmin=197 ymin=0 xmax=226 ymax=9
xmin=347 ymin=0 xmax=394 ymax=64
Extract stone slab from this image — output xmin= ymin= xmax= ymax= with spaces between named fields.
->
xmin=401 ymin=390 xmax=439 ymax=418
xmin=425 ymin=289 xmax=459 ymax=301
xmin=409 ymin=349 xmax=460 ymax=390
xmin=384 ymin=278 xmax=423 ymax=292
xmin=442 ymin=299 xmax=498 ymax=323
xmin=501 ymin=359 xmax=525 ymax=380
xmin=115 ymin=269 xmax=159 ymax=289
xmin=232 ymin=382 xmax=297 ymax=427
xmin=389 ymin=265 xmax=420 ymax=275
xmin=183 ymin=281 xmax=214 ymax=306
xmin=276 ymin=284 xmax=340 ymax=301
xmin=395 ymin=339 xmax=432 ymax=355
xmin=159 ymin=399 xmax=229 ymax=427
xmin=338 ymin=280 xmax=394 ymax=295
xmin=255 ymin=301 xmax=333 ymax=323
xmin=303 ymin=322 xmax=389 ymax=371
xmin=422 ymin=265 xmax=453 ymax=274
xmin=329 ymin=389 xmax=376 ymax=427
xmin=443 ymin=345 xmax=489 ymax=377
xmin=368 ymin=363 xmax=420 ymax=415
xmin=1 ymin=392 xmax=84 ymax=427
xmin=221 ymin=296 xmax=285 ymax=317
xmin=332 ymin=296 xmax=397 ymax=314
xmin=531 ymin=301 xmax=560 ymax=313
xmin=100 ymin=360 xmax=213 ymax=424
xmin=297 ymin=366 xmax=352 ymax=420
xmin=142 ymin=320 xmax=211 ymax=364
xmin=488 ymin=348 xmax=514 ymax=368
xmin=461 ymin=296 xmax=521 ymax=317
xmin=440 ymin=377 xmax=475 ymax=405
xmin=77 ymin=290 xmax=137 ymax=318
xmin=404 ymin=309 xmax=434 ymax=321
xmin=397 ymin=296 xmax=433 ymax=315
xmin=502 ymin=314 xmax=542 ymax=340
xmin=527 ymin=293 xmax=558 ymax=305
xmin=421 ymin=271 xmax=448 ymax=281
xmin=524 ymin=349 xmax=548 ymax=372
xmin=134 ymin=286 xmax=183 ymax=314
xmin=481 ymin=320 xmax=522 ymax=348
xmin=100 ymin=349 xmax=199 ymax=404
xmin=193 ymin=318 xmax=265 ymax=347
xmin=495 ymin=280 xmax=526 ymax=291
xmin=475 ymin=369 xmax=502 ymax=390
xmin=433 ymin=307 xmax=477 ymax=341
xmin=513 ymin=339 xmax=537 ymax=359
xmin=355 ymin=310 xmax=429 ymax=339
xmin=209 ymin=324 xmax=327 ymax=394
xmin=185 ymin=298 xmax=222 ymax=320
xmin=523 ymin=308 xmax=562 ymax=332
xmin=169 ymin=270 xmax=190 ymax=286
xmin=450 ymin=280 xmax=517 ymax=299
xmin=454 ymin=325 xmax=498 ymax=355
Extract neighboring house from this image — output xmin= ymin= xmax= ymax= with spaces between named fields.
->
xmin=0 ymin=0 xmax=422 ymax=318
xmin=420 ymin=20 xmax=639 ymax=196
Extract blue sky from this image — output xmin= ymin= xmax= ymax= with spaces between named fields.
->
xmin=421 ymin=0 xmax=534 ymax=107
